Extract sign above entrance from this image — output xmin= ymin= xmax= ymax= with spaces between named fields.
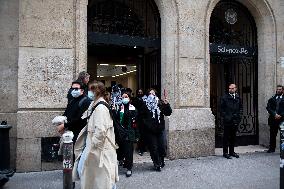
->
xmin=210 ymin=43 xmax=256 ymax=57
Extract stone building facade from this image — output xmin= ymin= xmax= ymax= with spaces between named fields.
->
xmin=0 ymin=0 xmax=283 ymax=172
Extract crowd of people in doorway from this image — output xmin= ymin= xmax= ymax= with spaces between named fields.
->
xmin=56 ymin=71 xmax=172 ymax=189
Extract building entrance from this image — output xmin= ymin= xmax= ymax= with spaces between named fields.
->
xmin=87 ymin=0 xmax=161 ymax=94
xmin=209 ymin=0 xmax=258 ymax=147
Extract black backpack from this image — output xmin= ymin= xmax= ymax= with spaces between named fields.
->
xmin=90 ymin=101 xmax=127 ymax=142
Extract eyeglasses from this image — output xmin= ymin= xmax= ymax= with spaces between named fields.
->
xmin=71 ymin=88 xmax=81 ymax=90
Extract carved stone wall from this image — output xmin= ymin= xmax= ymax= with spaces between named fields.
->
xmin=0 ymin=0 xmax=19 ymax=169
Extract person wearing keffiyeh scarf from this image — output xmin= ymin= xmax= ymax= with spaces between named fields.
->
xmin=143 ymin=89 xmax=172 ymax=172
xmin=145 ymin=93 xmax=161 ymax=123
xmin=110 ymin=85 xmax=122 ymax=110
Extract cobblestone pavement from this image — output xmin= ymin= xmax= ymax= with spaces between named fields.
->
xmin=3 ymin=150 xmax=280 ymax=189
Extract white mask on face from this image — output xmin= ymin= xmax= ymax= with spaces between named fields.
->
xmin=122 ymin=98 xmax=130 ymax=104
xmin=148 ymin=94 xmax=155 ymax=101
xmin=71 ymin=89 xmax=81 ymax=98
xmin=88 ymin=91 xmax=95 ymax=100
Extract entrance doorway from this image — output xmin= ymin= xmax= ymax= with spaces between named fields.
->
xmin=209 ymin=0 xmax=258 ymax=147
xmin=87 ymin=0 xmax=161 ymax=94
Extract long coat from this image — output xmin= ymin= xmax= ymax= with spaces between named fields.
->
xmin=72 ymin=97 xmax=119 ymax=189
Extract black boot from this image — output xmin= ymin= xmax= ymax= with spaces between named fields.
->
xmin=154 ymin=165 xmax=161 ymax=172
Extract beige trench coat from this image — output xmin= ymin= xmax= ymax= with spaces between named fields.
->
xmin=72 ymin=98 xmax=119 ymax=189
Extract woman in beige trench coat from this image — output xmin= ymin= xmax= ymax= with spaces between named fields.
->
xmin=72 ymin=81 xmax=119 ymax=189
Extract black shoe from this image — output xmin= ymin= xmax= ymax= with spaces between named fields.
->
xmin=0 ymin=175 xmax=9 ymax=187
xmin=267 ymin=149 xmax=275 ymax=153
xmin=72 ymin=182 xmax=75 ymax=189
xmin=154 ymin=166 xmax=161 ymax=172
xmin=161 ymin=161 xmax=165 ymax=168
xmin=229 ymin=152 xmax=239 ymax=158
xmin=118 ymin=160 xmax=124 ymax=166
xmin=126 ymin=170 xmax=132 ymax=177
xmin=223 ymin=153 xmax=232 ymax=159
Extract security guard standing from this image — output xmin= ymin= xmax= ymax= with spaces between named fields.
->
xmin=266 ymin=85 xmax=284 ymax=153
xmin=220 ymin=84 xmax=243 ymax=159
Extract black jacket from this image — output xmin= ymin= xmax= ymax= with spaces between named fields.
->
xmin=112 ymin=104 xmax=139 ymax=142
xmin=143 ymin=101 xmax=172 ymax=134
xmin=131 ymin=97 xmax=150 ymax=127
xmin=63 ymin=95 xmax=91 ymax=140
xmin=266 ymin=95 xmax=284 ymax=125
xmin=220 ymin=93 xmax=243 ymax=124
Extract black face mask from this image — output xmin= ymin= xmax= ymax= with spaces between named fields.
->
xmin=137 ymin=94 xmax=143 ymax=98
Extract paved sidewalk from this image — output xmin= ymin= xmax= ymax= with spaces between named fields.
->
xmin=3 ymin=151 xmax=279 ymax=189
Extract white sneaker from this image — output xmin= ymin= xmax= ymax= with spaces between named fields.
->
xmin=126 ymin=170 xmax=132 ymax=177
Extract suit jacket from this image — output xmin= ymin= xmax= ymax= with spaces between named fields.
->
xmin=266 ymin=94 xmax=284 ymax=126
xmin=220 ymin=93 xmax=243 ymax=125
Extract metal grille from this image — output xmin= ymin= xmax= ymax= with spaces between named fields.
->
xmin=209 ymin=0 xmax=258 ymax=146
xmin=88 ymin=0 xmax=160 ymax=38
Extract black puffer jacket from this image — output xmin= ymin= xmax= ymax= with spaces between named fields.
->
xmin=63 ymin=95 xmax=91 ymax=141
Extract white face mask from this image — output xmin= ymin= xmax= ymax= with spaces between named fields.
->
xmin=71 ymin=89 xmax=81 ymax=98
xmin=148 ymin=94 xmax=155 ymax=101
xmin=88 ymin=91 xmax=95 ymax=100
xmin=122 ymin=98 xmax=130 ymax=104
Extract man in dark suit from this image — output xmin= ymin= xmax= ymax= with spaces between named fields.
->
xmin=221 ymin=84 xmax=243 ymax=159
xmin=266 ymin=85 xmax=284 ymax=153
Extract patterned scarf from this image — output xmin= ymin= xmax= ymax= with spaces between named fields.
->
xmin=145 ymin=94 xmax=161 ymax=123
xmin=111 ymin=86 xmax=122 ymax=110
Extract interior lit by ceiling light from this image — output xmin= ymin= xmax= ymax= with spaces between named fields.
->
xmin=99 ymin=64 xmax=109 ymax=66
xmin=115 ymin=65 xmax=127 ymax=67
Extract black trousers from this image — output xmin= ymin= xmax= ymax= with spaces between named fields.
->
xmin=146 ymin=131 xmax=166 ymax=167
xmin=117 ymin=140 xmax=134 ymax=170
xmin=137 ymin=122 xmax=146 ymax=152
xmin=223 ymin=123 xmax=237 ymax=155
xmin=269 ymin=124 xmax=280 ymax=150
